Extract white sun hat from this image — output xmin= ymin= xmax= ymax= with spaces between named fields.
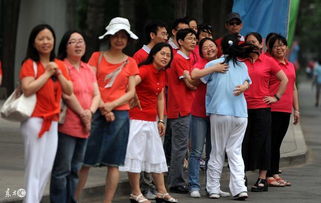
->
xmin=98 ymin=17 xmax=138 ymax=40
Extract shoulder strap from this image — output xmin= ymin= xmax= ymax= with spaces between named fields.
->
xmin=33 ymin=61 xmax=37 ymax=77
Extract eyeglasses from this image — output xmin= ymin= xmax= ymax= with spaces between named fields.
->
xmin=68 ymin=39 xmax=85 ymax=45
xmin=228 ymin=21 xmax=241 ymax=26
xmin=202 ymin=44 xmax=216 ymax=51
xmin=272 ymin=44 xmax=286 ymax=49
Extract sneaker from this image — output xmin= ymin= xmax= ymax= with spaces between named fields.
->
xmin=219 ymin=190 xmax=231 ymax=197
xmin=209 ymin=193 xmax=220 ymax=199
xmin=190 ymin=190 xmax=201 ymax=198
xmin=143 ymin=189 xmax=156 ymax=200
xmin=233 ymin=192 xmax=248 ymax=200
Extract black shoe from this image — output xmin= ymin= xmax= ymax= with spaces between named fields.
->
xmin=251 ymin=178 xmax=268 ymax=192
xmin=169 ymin=185 xmax=189 ymax=194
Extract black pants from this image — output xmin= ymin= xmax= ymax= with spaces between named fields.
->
xmin=267 ymin=112 xmax=291 ymax=176
xmin=242 ymin=108 xmax=271 ymax=171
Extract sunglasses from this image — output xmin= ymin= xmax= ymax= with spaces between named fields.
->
xmin=228 ymin=21 xmax=241 ymax=26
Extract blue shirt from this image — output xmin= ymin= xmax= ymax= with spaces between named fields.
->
xmin=314 ymin=63 xmax=321 ymax=84
xmin=201 ymin=57 xmax=251 ymax=118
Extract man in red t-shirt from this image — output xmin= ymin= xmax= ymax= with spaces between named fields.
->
xmin=166 ymin=28 xmax=197 ymax=193
xmin=133 ymin=21 xmax=168 ymax=65
xmin=215 ymin=12 xmax=244 ymax=57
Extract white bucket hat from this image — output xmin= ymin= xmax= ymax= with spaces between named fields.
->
xmin=99 ymin=17 xmax=138 ymax=40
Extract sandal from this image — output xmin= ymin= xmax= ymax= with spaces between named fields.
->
xmin=251 ymin=178 xmax=268 ymax=192
xmin=129 ymin=194 xmax=151 ymax=203
xmin=156 ymin=192 xmax=178 ymax=203
xmin=274 ymin=177 xmax=291 ymax=186
xmin=267 ymin=177 xmax=285 ymax=187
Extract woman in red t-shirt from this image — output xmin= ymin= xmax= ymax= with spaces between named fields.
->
xmin=266 ymin=34 xmax=299 ymax=187
xmin=242 ymin=32 xmax=288 ymax=192
xmin=75 ymin=17 xmax=138 ymax=203
xmin=19 ymin=24 xmax=72 ymax=203
xmin=120 ymin=43 xmax=177 ymax=203
xmin=50 ymin=30 xmax=100 ymax=203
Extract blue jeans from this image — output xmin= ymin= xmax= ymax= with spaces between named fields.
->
xmin=50 ymin=132 xmax=88 ymax=203
xmin=188 ymin=116 xmax=211 ymax=191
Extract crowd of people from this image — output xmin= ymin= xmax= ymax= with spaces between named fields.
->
xmin=11 ymin=12 xmax=301 ymax=203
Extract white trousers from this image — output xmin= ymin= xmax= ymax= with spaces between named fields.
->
xmin=206 ymin=114 xmax=247 ymax=196
xmin=21 ymin=118 xmax=58 ymax=203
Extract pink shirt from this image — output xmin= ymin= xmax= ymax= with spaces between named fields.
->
xmin=270 ymin=59 xmax=296 ymax=113
xmin=191 ymin=58 xmax=208 ymax=117
xmin=244 ymin=54 xmax=281 ymax=109
xmin=58 ymin=60 xmax=97 ymax=138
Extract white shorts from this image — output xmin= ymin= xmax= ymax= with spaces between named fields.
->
xmin=119 ymin=119 xmax=168 ymax=173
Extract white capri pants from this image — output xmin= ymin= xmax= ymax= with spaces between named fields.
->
xmin=21 ymin=117 xmax=58 ymax=203
xmin=120 ymin=119 xmax=168 ymax=173
xmin=206 ymin=114 xmax=247 ymax=196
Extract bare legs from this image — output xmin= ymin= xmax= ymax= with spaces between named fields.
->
xmin=75 ymin=166 xmax=90 ymax=200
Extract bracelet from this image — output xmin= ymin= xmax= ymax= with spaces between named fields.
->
xmin=274 ymin=94 xmax=280 ymax=101
xmin=294 ymin=110 xmax=300 ymax=114
xmin=158 ymin=120 xmax=165 ymax=124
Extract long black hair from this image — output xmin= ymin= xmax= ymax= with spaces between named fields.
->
xmin=222 ymin=33 xmax=256 ymax=65
xmin=139 ymin=42 xmax=173 ymax=69
xmin=58 ymin=30 xmax=88 ymax=61
xmin=23 ymin=24 xmax=56 ymax=63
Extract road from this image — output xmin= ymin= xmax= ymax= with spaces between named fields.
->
xmin=86 ymin=79 xmax=321 ymax=203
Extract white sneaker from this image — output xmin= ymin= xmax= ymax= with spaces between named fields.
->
xmin=219 ymin=190 xmax=231 ymax=197
xmin=190 ymin=190 xmax=201 ymax=198
xmin=144 ymin=190 xmax=156 ymax=200
xmin=209 ymin=193 xmax=220 ymax=199
xmin=233 ymin=192 xmax=248 ymax=200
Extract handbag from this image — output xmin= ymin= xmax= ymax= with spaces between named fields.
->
xmin=0 ymin=62 xmax=37 ymax=122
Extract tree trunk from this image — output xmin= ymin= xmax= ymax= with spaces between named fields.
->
xmin=175 ymin=0 xmax=187 ymax=18
xmin=1 ymin=0 xmax=21 ymax=95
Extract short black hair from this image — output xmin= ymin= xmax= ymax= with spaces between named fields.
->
xmin=144 ymin=21 xmax=167 ymax=44
xmin=58 ymin=30 xmax=88 ymax=61
xmin=176 ymin=28 xmax=196 ymax=46
xmin=24 ymin=24 xmax=56 ymax=63
xmin=171 ymin=18 xmax=188 ymax=31
xmin=197 ymin=24 xmax=213 ymax=39
xmin=268 ymin=34 xmax=288 ymax=54
xmin=245 ymin=32 xmax=263 ymax=44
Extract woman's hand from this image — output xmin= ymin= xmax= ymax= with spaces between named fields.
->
xmin=214 ymin=63 xmax=228 ymax=73
xmin=80 ymin=109 xmax=92 ymax=132
xmin=158 ymin=122 xmax=166 ymax=137
xmin=233 ymin=83 xmax=249 ymax=96
xmin=293 ymin=110 xmax=300 ymax=125
xmin=263 ymin=96 xmax=278 ymax=104
xmin=104 ymin=111 xmax=115 ymax=122
xmin=45 ymin=62 xmax=59 ymax=77
xmin=100 ymin=102 xmax=115 ymax=114
xmin=129 ymin=94 xmax=142 ymax=109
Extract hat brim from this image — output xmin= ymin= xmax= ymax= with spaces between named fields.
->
xmin=98 ymin=25 xmax=138 ymax=40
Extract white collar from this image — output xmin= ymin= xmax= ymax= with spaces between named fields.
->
xmin=142 ymin=45 xmax=151 ymax=54
xmin=177 ymin=50 xmax=189 ymax=59
xmin=168 ymin=37 xmax=179 ymax=49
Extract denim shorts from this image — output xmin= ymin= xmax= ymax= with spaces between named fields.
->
xmin=83 ymin=110 xmax=129 ymax=167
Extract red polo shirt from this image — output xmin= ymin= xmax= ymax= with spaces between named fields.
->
xmin=244 ymin=54 xmax=281 ymax=109
xmin=133 ymin=45 xmax=150 ymax=65
xmin=166 ymin=50 xmax=195 ymax=118
xmin=270 ymin=59 xmax=296 ymax=113
xmin=215 ymin=37 xmax=223 ymax=58
xmin=191 ymin=58 xmax=208 ymax=117
xmin=130 ymin=64 xmax=166 ymax=121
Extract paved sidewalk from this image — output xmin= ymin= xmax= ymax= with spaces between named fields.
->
xmin=0 ymin=98 xmax=308 ymax=202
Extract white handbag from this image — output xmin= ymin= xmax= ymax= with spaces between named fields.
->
xmin=0 ymin=62 xmax=37 ymax=122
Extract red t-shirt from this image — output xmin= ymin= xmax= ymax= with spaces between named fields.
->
xmin=270 ymin=59 xmax=296 ymax=113
xmin=19 ymin=59 xmax=70 ymax=119
xmin=129 ymin=64 xmax=166 ymax=121
xmin=191 ymin=59 xmax=208 ymax=117
xmin=58 ymin=60 xmax=97 ymax=138
xmin=166 ymin=51 xmax=195 ymax=118
xmin=133 ymin=45 xmax=150 ymax=66
xmin=215 ymin=37 xmax=223 ymax=58
xmin=244 ymin=54 xmax=281 ymax=109
xmin=88 ymin=52 xmax=139 ymax=110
